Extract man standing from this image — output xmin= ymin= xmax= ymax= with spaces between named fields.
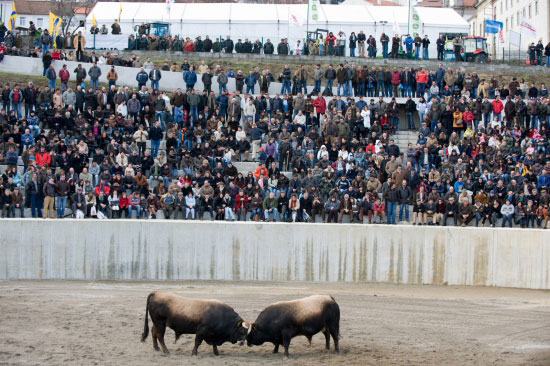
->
xmin=59 ymin=64 xmax=70 ymax=93
xmin=380 ymin=32 xmax=389 ymax=58
xmin=422 ymin=35 xmax=430 ymax=60
xmin=55 ymin=174 xmax=70 ymax=218
xmin=148 ymin=64 xmax=161 ymax=91
xmin=136 ymin=67 xmax=148 ymax=90
xmin=42 ymin=177 xmax=56 ymax=219
xmin=357 ymin=30 xmax=366 ymax=57
xmin=88 ymin=61 xmax=102 ymax=90
xmin=74 ymin=31 xmax=86 ymax=62
xmin=436 ymin=35 xmax=445 ymax=61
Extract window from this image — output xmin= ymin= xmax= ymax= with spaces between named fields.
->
xmin=511 ymin=15 xmax=514 ymax=27
xmin=36 ymin=18 xmax=43 ymax=28
xmin=517 ymin=11 xmax=520 ymax=25
xmin=535 ymin=1 xmax=539 ymax=15
xmin=505 ymin=18 xmax=508 ymax=31
xmin=528 ymin=5 xmax=532 ymax=18
xmin=480 ymin=23 xmax=482 ymax=36
xmin=19 ymin=16 xmax=26 ymax=26
xmin=500 ymin=2 xmax=503 ymax=14
xmin=522 ymin=8 xmax=526 ymax=17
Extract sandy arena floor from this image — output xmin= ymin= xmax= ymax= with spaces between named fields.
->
xmin=0 ymin=281 xmax=549 ymax=366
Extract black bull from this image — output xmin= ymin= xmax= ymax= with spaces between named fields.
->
xmin=141 ymin=291 xmax=250 ymax=355
xmin=246 ymin=295 xmax=340 ymax=357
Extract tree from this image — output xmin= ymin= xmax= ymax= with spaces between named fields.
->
xmin=49 ymin=0 xmax=95 ymax=40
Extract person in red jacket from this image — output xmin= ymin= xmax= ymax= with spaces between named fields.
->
xmin=491 ymin=96 xmax=504 ymax=120
xmin=59 ymin=64 xmax=70 ymax=93
xmin=36 ymin=146 xmax=52 ymax=167
xmin=119 ymin=191 xmax=130 ymax=218
xmin=234 ymin=190 xmax=249 ymax=221
xmin=313 ymin=93 xmax=326 ymax=120
xmin=391 ymin=69 xmax=402 ymax=97
xmin=416 ymin=68 xmax=429 ymax=98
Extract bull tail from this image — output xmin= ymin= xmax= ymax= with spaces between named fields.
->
xmin=141 ymin=293 xmax=154 ymax=342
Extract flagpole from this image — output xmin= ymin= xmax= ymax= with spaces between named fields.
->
xmin=306 ymin=0 xmax=310 ymax=43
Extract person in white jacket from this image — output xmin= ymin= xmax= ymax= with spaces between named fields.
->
xmin=117 ymin=100 xmax=128 ymax=118
xmin=185 ymin=192 xmax=196 ymax=219
xmin=416 ymin=97 xmax=427 ymax=124
xmin=360 ymin=106 xmax=371 ymax=130
xmin=500 ymin=199 xmax=515 ymax=227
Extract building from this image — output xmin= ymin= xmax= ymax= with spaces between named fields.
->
xmin=418 ymin=0 xmax=476 ymax=21
xmin=469 ymin=0 xmax=549 ymax=58
xmin=0 ymin=0 xmax=92 ymax=33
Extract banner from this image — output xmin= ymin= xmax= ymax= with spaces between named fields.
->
xmin=410 ymin=7 xmax=421 ymax=37
xmin=289 ymin=13 xmax=304 ymax=27
xmin=8 ymin=2 xmax=17 ymax=32
xmin=509 ymin=30 xmax=521 ymax=47
xmin=49 ymin=12 xmax=62 ymax=36
xmin=308 ymin=0 xmax=320 ymax=23
xmin=485 ymin=19 xmax=503 ymax=34
xmin=520 ymin=18 xmax=536 ymax=37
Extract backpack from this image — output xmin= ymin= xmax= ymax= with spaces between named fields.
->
xmin=12 ymin=89 xmax=21 ymax=103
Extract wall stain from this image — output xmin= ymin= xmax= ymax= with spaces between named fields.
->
xmin=432 ymin=237 xmax=446 ymax=284
xmin=358 ymin=238 xmax=367 ymax=282
xmin=166 ymin=238 xmax=174 ymax=280
xmin=305 ymin=239 xmax=313 ymax=282
xmin=83 ymin=241 xmax=87 ymax=279
xmin=417 ymin=244 xmax=424 ymax=284
xmin=396 ymin=242 xmax=403 ymax=283
xmin=371 ymin=238 xmax=378 ymax=282
xmin=39 ymin=243 xmax=44 ymax=280
xmin=108 ymin=235 xmax=116 ymax=279
xmin=388 ymin=240 xmax=395 ymax=282
xmin=232 ymin=238 xmax=241 ymax=280
xmin=352 ymin=245 xmax=357 ymax=282
xmin=210 ymin=247 xmax=216 ymax=280
xmin=473 ymin=237 xmax=489 ymax=286
xmin=408 ymin=245 xmax=416 ymax=284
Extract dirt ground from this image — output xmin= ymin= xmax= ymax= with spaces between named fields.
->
xmin=1 ymin=281 xmax=549 ymax=366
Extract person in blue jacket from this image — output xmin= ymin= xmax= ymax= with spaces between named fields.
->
xmin=404 ymin=34 xmax=414 ymax=59
xmin=183 ymin=66 xmax=197 ymax=90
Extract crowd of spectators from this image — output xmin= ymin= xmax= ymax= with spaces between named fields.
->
xmin=1 ymin=26 xmax=550 ymax=226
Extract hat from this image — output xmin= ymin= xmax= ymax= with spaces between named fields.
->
xmin=490 ymin=190 xmax=495 ymax=194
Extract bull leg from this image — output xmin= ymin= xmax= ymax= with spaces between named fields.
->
xmin=212 ymin=345 xmax=219 ymax=356
xmin=282 ymin=333 xmax=292 ymax=358
xmin=191 ymin=335 xmax=203 ymax=356
xmin=306 ymin=336 xmax=312 ymax=346
xmin=152 ymin=326 xmax=160 ymax=352
xmin=157 ymin=322 xmax=169 ymax=354
xmin=272 ymin=344 xmax=279 ymax=354
xmin=323 ymin=329 xmax=330 ymax=350
xmin=329 ymin=326 xmax=339 ymax=354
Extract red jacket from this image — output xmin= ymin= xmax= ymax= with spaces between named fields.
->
xmin=119 ymin=196 xmax=130 ymax=209
xmin=391 ymin=71 xmax=401 ymax=85
xmin=235 ymin=194 xmax=249 ymax=210
xmin=416 ymin=71 xmax=429 ymax=84
xmin=313 ymin=97 xmax=327 ymax=114
xmin=59 ymin=69 xmax=70 ymax=83
xmin=185 ymin=42 xmax=195 ymax=52
xmin=36 ymin=152 xmax=52 ymax=167
xmin=492 ymin=100 xmax=504 ymax=114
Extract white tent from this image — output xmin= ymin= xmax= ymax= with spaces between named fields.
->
xmin=85 ymin=2 xmax=469 ymax=55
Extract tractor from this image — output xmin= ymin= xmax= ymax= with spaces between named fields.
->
xmin=461 ymin=36 xmax=490 ymax=63
xmin=134 ymin=22 xmax=170 ymax=38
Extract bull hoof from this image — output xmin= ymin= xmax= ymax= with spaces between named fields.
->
xmin=191 ymin=351 xmax=198 ymax=356
xmin=154 ymin=347 xmax=160 ymax=352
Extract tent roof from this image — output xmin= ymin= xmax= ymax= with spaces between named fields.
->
xmin=322 ymin=5 xmax=375 ymax=24
xmin=415 ymin=7 xmax=469 ymax=26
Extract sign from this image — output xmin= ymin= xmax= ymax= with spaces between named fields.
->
xmin=411 ymin=8 xmax=421 ymax=37
xmin=309 ymin=0 xmax=320 ymax=23
xmin=485 ymin=19 xmax=503 ymax=34
xmin=509 ymin=30 xmax=521 ymax=47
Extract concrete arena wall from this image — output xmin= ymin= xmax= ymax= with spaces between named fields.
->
xmin=0 ymin=220 xmax=549 ymax=289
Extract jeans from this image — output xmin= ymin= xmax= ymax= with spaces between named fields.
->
xmin=350 ymin=48 xmax=356 ymax=57
xmin=417 ymin=83 xmax=426 ymax=98
xmin=219 ymin=83 xmax=226 ymax=95
xmin=264 ymin=208 xmax=279 ymax=221
xmin=151 ymin=80 xmax=159 ymax=90
xmin=297 ymin=80 xmax=307 ymax=94
xmin=314 ymin=80 xmax=321 ymax=94
xmin=337 ymin=83 xmax=346 ymax=96
xmin=31 ymin=194 xmax=43 ymax=218
xmin=155 ymin=111 xmax=165 ymax=129
xmin=399 ymin=203 xmax=409 ymax=221
xmin=385 ymin=84 xmax=392 ymax=97
xmin=61 ymin=82 xmax=69 ymax=93
xmin=415 ymin=46 xmax=421 ymax=59
xmin=48 ymin=80 xmax=56 ymax=90
xmin=403 ymin=85 xmax=412 ymax=97
xmin=42 ymin=44 xmax=50 ymax=55
xmin=383 ymin=43 xmax=388 ymax=58
xmin=151 ymin=139 xmax=161 ymax=157
xmin=91 ymin=79 xmax=99 ymax=90
xmin=502 ymin=214 xmax=513 ymax=227
xmin=407 ymin=112 xmax=415 ymax=130
xmin=281 ymin=80 xmax=291 ymax=95
xmin=190 ymin=106 xmax=198 ymax=121
xmin=12 ymin=102 xmax=22 ymax=119
xmin=346 ymin=80 xmax=353 ymax=97
xmin=423 ymin=48 xmax=429 ymax=60
xmin=130 ymin=205 xmax=142 ymax=219
xmin=387 ymin=201 xmax=397 ymax=224
xmin=174 ymin=106 xmax=184 ymax=123
xmin=325 ymin=79 xmax=334 ymax=95
xmin=406 ymin=48 xmax=412 ymax=59
xmin=546 ymin=56 xmax=550 ymax=67
xmin=249 ymin=208 xmax=262 ymax=221
xmin=57 ymin=196 xmax=67 ymax=218
xmin=246 ymin=85 xmax=255 ymax=94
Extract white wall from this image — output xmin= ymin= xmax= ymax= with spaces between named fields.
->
xmin=0 ymin=219 xmax=548 ymax=290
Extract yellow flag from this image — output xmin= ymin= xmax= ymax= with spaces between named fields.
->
xmin=92 ymin=13 xmax=97 ymax=27
xmin=118 ymin=5 xmax=122 ymax=24
xmin=8 ymin=2 xmax=17 ymax=32
xmin=49 ymin=11 xmax=62 ymax=36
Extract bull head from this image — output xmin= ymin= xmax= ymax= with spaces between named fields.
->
xmin=241 ymin=320 xmax=252 ymax=335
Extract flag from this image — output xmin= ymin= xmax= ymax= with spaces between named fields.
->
xmin=520 ymin=18 xmax=536 ymax=37
xmin=8 ymin=2 xmax=17 ymax=32
xmin=166 ymin=0 xmax=174 ymax=14
xmin=118 ymin=5 xmax=123 ymax=25
xmin=498 ymin=29 xmax=504 ymax=44
xmin=485 ymin=19 xmax=503 ymax=34
xmin=289 ymin=13 xmax=303 ymax=27
xmin=49 ymin=11 xmax=62 ymax=36
xmin=91 ymin=13 xmax=97 ymax=27
xmin=392 ymin=9 xmax=400 ymax=35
